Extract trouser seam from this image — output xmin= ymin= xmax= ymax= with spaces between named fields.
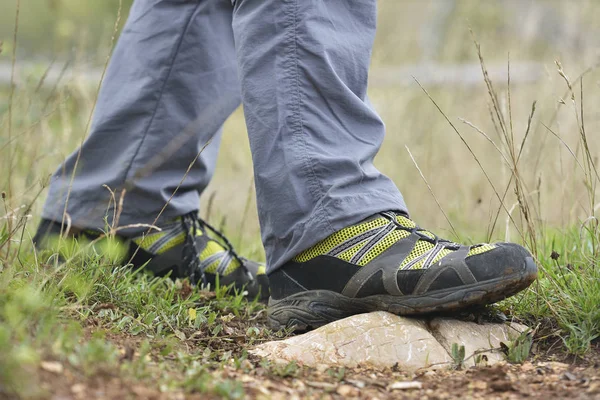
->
xmin=120 ymin=3 xmax=201 ymax=184
xmin=287 ymin=0 xmax=335 ymax=236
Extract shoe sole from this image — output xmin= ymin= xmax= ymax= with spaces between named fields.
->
xmin=267 ymin=257 xmax=537 ymax=331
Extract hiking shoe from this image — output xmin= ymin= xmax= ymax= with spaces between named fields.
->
xmin=34 ymin=213 xmax=269 ymax=301
xmin=267 ymin=211 xmax=537 ymax=330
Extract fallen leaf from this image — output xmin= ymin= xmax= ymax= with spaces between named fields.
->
xmin=188 ymin=308 xmax=197 ymax=322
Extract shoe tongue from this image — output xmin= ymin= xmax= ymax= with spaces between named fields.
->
xmin=390 ymin=213 xmax=440 ymax=242
xmin=383 ymin=212 xmax=463 ymax=248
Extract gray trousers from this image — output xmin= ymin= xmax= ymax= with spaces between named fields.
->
xmin=42 ymin=0 xmax=407 ymax=271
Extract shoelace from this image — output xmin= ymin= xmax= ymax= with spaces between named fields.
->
xmin=181 ymin=213 xmax=204 ymax=286
xmin=381 ymin=211 xmax=460 ymax=250
xmin=180 ymin=212 xmax=254 ymax=286
xmin=198 ymin=218 xmax=255 ymax=282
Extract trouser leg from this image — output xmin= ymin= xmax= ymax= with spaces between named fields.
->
xmin=232 ymin=0 xmax=408 ymax=271
xmin=42 ymin=0 xmax=240 ymax=234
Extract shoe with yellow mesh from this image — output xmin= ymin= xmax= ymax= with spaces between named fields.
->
xmin=34 ymin=213 xmax=269 ymax=301
xmin=267 ymin=211 xmax=537 ymax=330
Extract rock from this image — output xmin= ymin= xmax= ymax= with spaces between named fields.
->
xmin=251 ymin=312 xmax=531 ymax=370
xmin=538 ymin=361 xmax=569 ymax=372
xmin=520 ymin=361 xmax=535 ymax=372
xmin=346 ymin=379 xmax=366 ymax=389
xmin=70 ymin=384 xmax=86 ymax=394
xmin=469 ymin=380 xmax=488 ymax=391
xmin=388 ymin=381 xmax=423 ymax=390
xmin=305 ymin=381 xmax=337 ymax=391
xmin=562 ymin=372 xmax=577 ymax=381
xmin=336 ymin=384 xmax=358 ymax=396
xmin=427 ymin=317 xmax=529 ymax=366
xmin=40 ymin=361 xmax=64 ymax=374
xmin=587 ymin=382 xmax=600 ymax=394
xmin=252 ymin=312 xmax=450 ymax=370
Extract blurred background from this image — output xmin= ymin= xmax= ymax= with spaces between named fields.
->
xmin=1 ymin=0 xmax=599 ymax=256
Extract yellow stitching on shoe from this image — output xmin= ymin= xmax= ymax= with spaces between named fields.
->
xmin=293 ymin=217 xmax=389 ymax=262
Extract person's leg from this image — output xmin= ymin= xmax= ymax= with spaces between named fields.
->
xmin=42 ymin=0 xmax=241 ymax=234
xmin=232 ymin=0 xmax=407 ymax=272
xmin=232 ymin=0 xmax=537 ymax=329
xmin=36 ymin=0 xmax=269 ymax=300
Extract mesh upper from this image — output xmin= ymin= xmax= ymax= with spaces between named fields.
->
xmin=293 ymin=213 xmax=497 ymax=270
xmin=337 ymin=241 xmax=369 ymax=262
xmin=132 ymin=218 xmax=258 ymax=277
xmin=358 ymin=229 xmax=410 ymax=265
xmin=399 ymin=240 xmax=435 ymax=269
xmin=293 ymin=216 xmax=388 ymax=262
xmin=133 ymin=232 xmax=163 ymax=250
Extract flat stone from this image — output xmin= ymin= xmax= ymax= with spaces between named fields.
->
xmin=252 ymin=311 xmax=450 ymax=370
xmin=251 ymin=312 xmax=530 ymax=370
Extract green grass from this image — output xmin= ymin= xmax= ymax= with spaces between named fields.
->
xmin=0 ymin=235 xmax=279 ymax=398
xmin=510 ymin=225 xmax=600 ymax=355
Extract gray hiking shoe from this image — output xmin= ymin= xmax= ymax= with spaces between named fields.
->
xmin=267 ymin=211 xmax=537 ymax=330
xmin=34 ymin=213 xmax=269 ymax=301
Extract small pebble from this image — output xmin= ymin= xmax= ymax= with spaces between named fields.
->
xmin=389 ymin=381 xmax=423 ymax=390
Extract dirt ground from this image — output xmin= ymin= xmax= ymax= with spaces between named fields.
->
xmin=30 ymin=332 xmax=600 ymax=400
